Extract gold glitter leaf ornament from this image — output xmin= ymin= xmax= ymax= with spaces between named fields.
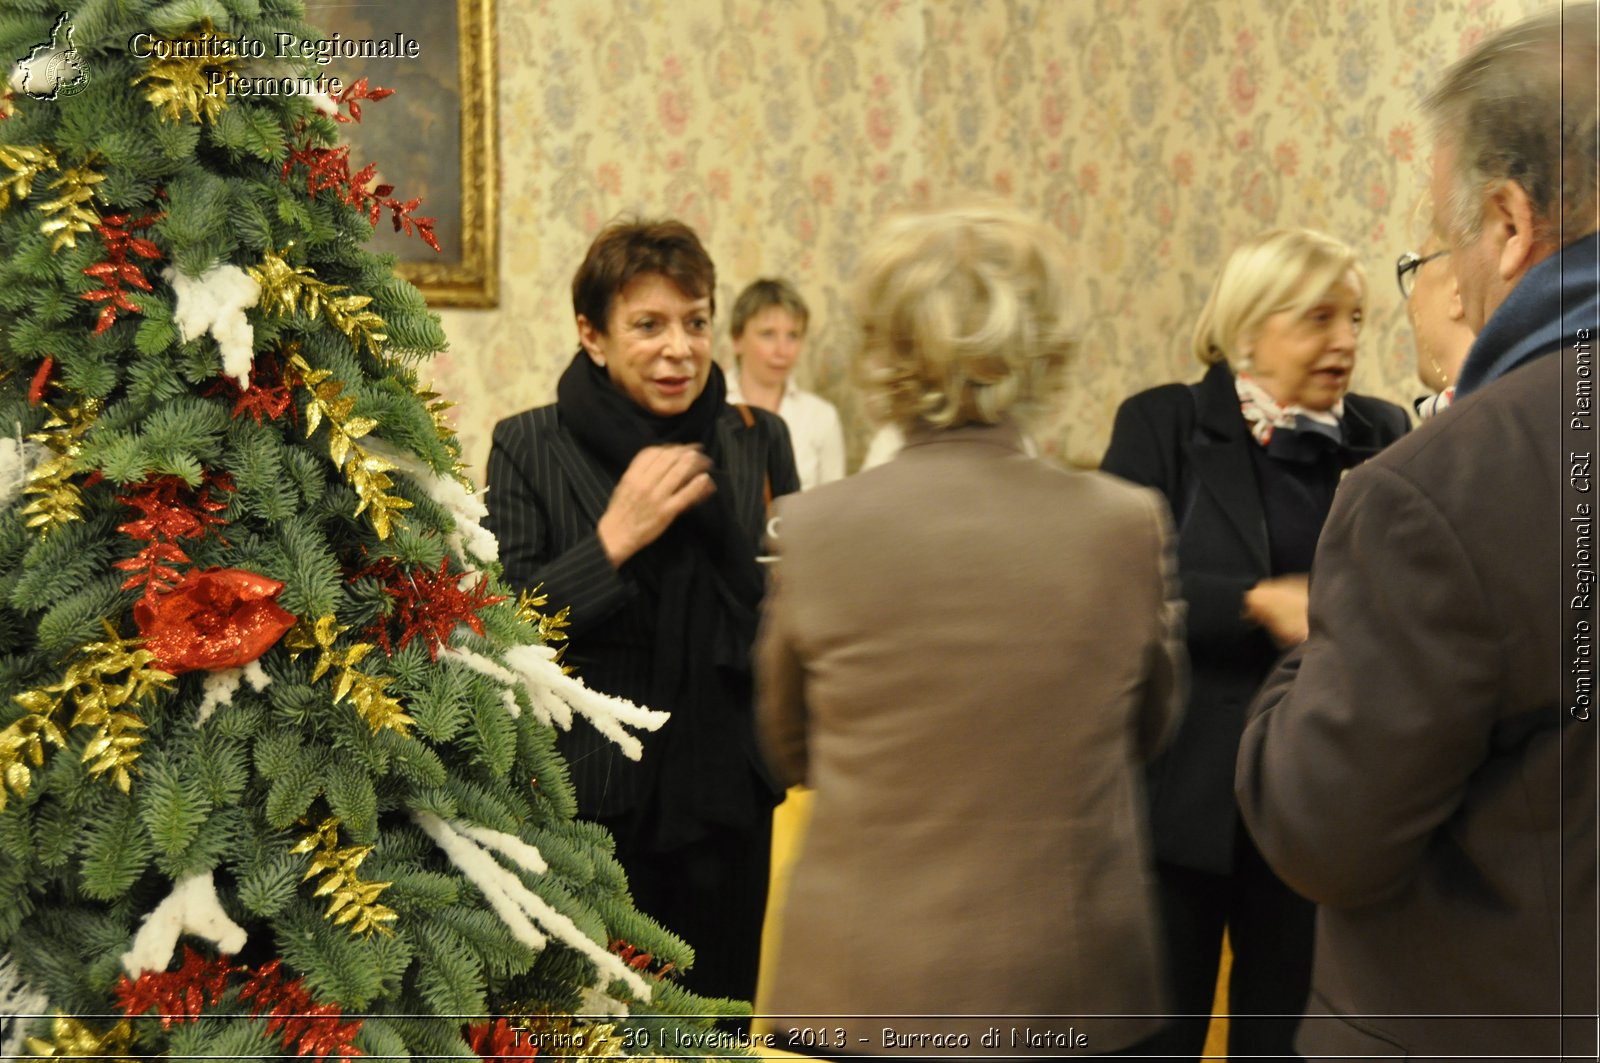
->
xmin=292 ymin=816 xmax=398 ymax=937
xmin=25 ymin=1014 xmax=136 ymax=1061
xmin=4 ymin=621 xmax=173 ymax=806
xmin=0 ymin=143 xmax=59 ymax=211
xmin=0 ymin=713 xmax=68 ymax=812
xmin=37 ymin=159 xmax=105 ymax=251
xmin=249 ymin=249 xmax=388 ymax=356
xmin=22 ymin=399 xmax=101 ymax=536
xmin=285 ymin=615 xmax=415 ymax=736
xmin=132 ymin=24 xmax=235 ymax=124
xmin=282 ymin=350 xmax=412 ymax=539
xmin=515 ymin=587 xmax=572 ymax=670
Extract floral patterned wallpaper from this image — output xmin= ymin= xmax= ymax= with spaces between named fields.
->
xmin=419 ymin=0 xmax=1540 ymax=478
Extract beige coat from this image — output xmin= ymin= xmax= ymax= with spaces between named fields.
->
xmin=755 ymin=423 xmax=1185 ymax=1055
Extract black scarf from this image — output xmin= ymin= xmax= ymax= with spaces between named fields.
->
xmin=556 ymin=350 xmax=769 ymax=846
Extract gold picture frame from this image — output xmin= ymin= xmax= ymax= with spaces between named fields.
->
xmin=302 ymin=0 xmax=498 ymax=308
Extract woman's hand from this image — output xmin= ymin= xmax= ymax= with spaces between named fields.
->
xmin=1244 ymin=574 xmax=1311 ymax=648
xmin=597 ymin=445 xmax=715 ymax=567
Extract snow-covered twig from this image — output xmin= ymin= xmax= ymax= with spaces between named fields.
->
xmin=438 ymin=644 xmax=669 ymax=760
xmin=0 ymin=426 xmax=45 ymax=510
xmin=365 ymin=438 xmax=498 ymax=565
xmin=164 ymin=264 xmax=261 ymax=389
xmin=195 ymin=660 xmax=270 ymax=726
xmin=0 ymin=952 xmax=52 ymax=1059
xmin=411 ymin=812 xmax=652 ymax=1002
xmin=120 ymin=871 xmax=247 ymax=976
xmin=504 ymin=644 xmax=668 ymax=761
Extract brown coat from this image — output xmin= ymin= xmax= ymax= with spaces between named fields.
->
xmin=1237 ymin=352 xmax=1597 ymax=1061
xmin=755 ymin=423 xmax=1185 ymax=1055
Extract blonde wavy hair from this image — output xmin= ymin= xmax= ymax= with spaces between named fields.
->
xmin=854 ymin=202 xmax=1076 ymax=433
xmin=1192 ymin=228 xmax=1365 ymax=366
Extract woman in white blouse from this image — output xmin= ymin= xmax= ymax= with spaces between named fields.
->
xmin=725 ymin=279 xmax=846 ymax=490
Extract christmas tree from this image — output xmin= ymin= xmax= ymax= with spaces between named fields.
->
xmin=0 ymin=1 xmax=750 ymax=1058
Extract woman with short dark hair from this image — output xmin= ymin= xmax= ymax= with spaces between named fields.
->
xmin=485 ymin=217 xmax=799 ymax=1005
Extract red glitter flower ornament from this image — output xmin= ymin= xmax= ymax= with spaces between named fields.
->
xmin=133 ymin=567 xmax=296 ymax=674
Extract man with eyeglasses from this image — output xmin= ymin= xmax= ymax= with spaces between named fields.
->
xmin=1236 ymin=5 xmax=1597 ymax=1061
xmin=1395 ymin=233 xmax=1474 ymax=419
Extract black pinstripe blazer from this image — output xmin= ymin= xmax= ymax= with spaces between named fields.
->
xmin=484 ymin=401 xmax=800 ymax=819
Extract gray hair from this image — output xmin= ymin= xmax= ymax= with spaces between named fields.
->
xmin=1424 ymin=4 xmax=1598 ymax=245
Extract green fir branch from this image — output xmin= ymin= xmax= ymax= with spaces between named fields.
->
xmin=33 ymin=574 xmax=129 ymax=655
xmin=263 ymin=747 xmax=327 ymax=829
xmin=136 ymin=758 xmax=212 ymax=861
xmin=412 ymin=918 xmax=487 ymax=1018
xmin=323 ymin=760 xmax=377 ymax=842
xmin=235 ymin=849 xmax=302 ymax=920
xmin=10 ymin=515 xmax=120 ymax=615
xmin=193 ymin=729 xmax=250 ymax=807
xmin=275 ymin=901 xmax=401 ymax=1010
xmin=261 ymin=515 xmax=343 ymax=619
xmin=77 ymin=794 xmax=150 ymax=901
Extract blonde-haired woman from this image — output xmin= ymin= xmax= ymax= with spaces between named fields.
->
xmin=756 ymin=203 xmax=1185 ymax=1056
xmin=1102 ymin=227 xmax=1408 ymax=1061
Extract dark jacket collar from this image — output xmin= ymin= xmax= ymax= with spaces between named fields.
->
xmin=1187 ymin=361 xmax=1390 ymax=574
xmin=1456 ymin=230 xmax=1600 ymax=397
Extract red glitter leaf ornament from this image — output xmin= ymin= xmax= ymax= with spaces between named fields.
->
xmin=114 ymin=473 xmax=233 ymax=599
xmin=113 ymin=947 xmax=237 ymax=1029
xmin=82 ymin=212 xmax=163 ymax=334
xmin=28 ymin=356 xmax=53 ymax=405
xmin=467 ymin=1017 xmax=543 ymax=1059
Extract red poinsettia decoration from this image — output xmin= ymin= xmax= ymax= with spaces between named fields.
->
xmin=362 ymin=556 xmax=505 ymax=659
xmin=133 ymin=567 xmax=296 ymax=674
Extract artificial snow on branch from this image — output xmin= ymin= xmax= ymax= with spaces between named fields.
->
xmin=0 ymin=429 xmax=47 ymax=509
xmin=164 ymin=263 xmax=261 ymax=389
xmin=412 ymin=812 xmax=652 ymax=1002
xmin=437 ymin=645 xmax=669 ymax=761
xmin=120 ymin=871 xmax=247 ymax=976
xmin=0 ymin=952 xmax=52 ymax=1060
xmin=365 ymin=437 xmax=498 ymax=564
xmin=195 ymin=659 xmax=271 ymax=726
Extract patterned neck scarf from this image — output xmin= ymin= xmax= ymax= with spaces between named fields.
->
xmin=1414 ymin=386 xmax=1455 ymax=421
xmin=1234 ymin=370 xmax=1345 ymax=448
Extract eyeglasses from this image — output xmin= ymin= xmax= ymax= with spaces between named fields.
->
xmin=1395 ymin=249 xmax=1450 ymax=300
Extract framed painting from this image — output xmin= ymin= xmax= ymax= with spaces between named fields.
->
xmin=301 ymin=0 xmax=498 ymax=307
